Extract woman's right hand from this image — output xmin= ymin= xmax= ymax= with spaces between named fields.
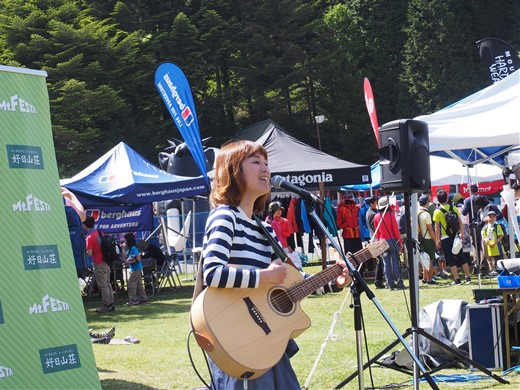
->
xmin=259 ymin=259 xmax=288 ymax=285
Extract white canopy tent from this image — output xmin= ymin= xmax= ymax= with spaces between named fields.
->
xmin=416 ymin=69 xmax=520 ymax=168
xmin=341 ymin=155 xmax=503 ymax=191
xmin=430 ymin=155 xmax=503 ymax=185
xmin=415 ymin=70 xmax=520 ymax=263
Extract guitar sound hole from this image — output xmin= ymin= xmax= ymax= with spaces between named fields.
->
xmin=270 ymin=288 xmax=293 ymax=314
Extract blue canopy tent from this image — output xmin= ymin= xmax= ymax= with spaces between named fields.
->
xmin=60 ymin=142 xmax=209 ymax=235
xmin=60 ymin=142 xmax=208 ymax=207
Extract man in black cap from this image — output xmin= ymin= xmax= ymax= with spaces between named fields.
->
xmin=462 ymin=184 xmax=479 ymax=223
xmin=461 ymin=184 xmax=484 ymax=274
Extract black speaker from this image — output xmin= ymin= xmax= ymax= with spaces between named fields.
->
xmin=378 ymin=119 xmax=430 ymax=193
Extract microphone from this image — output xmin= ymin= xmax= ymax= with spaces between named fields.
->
xmin=271 ymin=175 xmax=323 ymax=204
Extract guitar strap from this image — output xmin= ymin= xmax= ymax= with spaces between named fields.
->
xmin=191 ymin=215 xmax=299 ymax=305
xmin=253 ymin=215 xmax=298 ymax=269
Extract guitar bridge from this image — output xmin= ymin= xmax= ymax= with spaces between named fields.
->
xmin=243 ymin=297 xmax=271 ymax=335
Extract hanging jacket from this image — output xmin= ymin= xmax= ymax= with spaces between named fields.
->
xmin=286 ymin=197 xmax=299 ymax=234
xmin=358 ymin=199 xmax=370 ymax=239
xmin=323 ymin=196 xmax=338 ymax=237
xmin=336 ymin=199 xmax=361 ymax=239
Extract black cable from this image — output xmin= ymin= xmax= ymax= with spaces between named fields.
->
xmin=187 ymin=329 xmax=215 ymax=390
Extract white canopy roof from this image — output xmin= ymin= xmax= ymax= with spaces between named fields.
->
xmin=416 ymin=70 xmax=520 ymax=166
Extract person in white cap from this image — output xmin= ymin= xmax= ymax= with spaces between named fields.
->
xmin=372 ymin=196 xmax=405 ymax=290
xmin=481 ymin=210 xmax=504 ymax=276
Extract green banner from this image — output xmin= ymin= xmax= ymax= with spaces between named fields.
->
xmin=0 ymin=65 xmax=100 ymax=389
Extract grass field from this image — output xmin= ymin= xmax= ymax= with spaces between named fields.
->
xmin=84 ymin=267 xmax=519 ymax=389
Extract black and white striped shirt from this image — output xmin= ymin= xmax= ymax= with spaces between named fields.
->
xmin=202 ymin=205 xmax=277 ymax=288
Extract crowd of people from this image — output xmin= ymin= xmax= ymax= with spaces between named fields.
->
xmin=360 ymin=182 xmax=520 ymax=290
xmin=63 ymin=186 xmax=163 ymax=313
xmin=260 ymin=180 xmax=519 ymax=292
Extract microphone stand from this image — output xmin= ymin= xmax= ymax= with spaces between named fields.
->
xmin=302 ymin=201 xmax=439 ymax=390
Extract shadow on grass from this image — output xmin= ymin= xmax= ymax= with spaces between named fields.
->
xmin=100 ymin=378 xmax=157 ymax=389
xmin=84 ymin=286 xmax=196 ymax=324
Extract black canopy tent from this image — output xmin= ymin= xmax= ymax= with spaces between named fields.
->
xmin=235 ymin=119 xmax=371 ymax=188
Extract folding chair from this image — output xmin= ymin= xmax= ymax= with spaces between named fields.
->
xmin=155 ymin=253 xmax=182 ymax=292
xmin=84 ymin=270 xmax=96 ymax=299
xmin=141 ymin=258 xmax=158 ymax=296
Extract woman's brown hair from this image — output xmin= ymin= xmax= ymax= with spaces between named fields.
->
xmin=210 ymin=140 xmax=270 ymax=214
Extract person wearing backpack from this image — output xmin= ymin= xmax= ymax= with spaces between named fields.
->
xmin=123 ymin=233 xmax=149 ymax=306
xmin=418 ymin=195 xmax=438 ymax=285
xmin=83 ymin=216 xmax=115 ymax=313
xmin=433 ymin=190 xmax=471 ymax=285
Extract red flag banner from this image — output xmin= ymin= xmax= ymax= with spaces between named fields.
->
xmin=363 ymin=77 xmax=380 ymax=147
xmin=476 ymin=38 xmax=520 ymax=84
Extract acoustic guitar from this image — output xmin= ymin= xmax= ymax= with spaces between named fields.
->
xmin=190 ymin=240 xmax=389 ymax=380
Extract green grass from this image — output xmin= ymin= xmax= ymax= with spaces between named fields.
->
xmin=84 ymin=269 xmax=519 ymax=389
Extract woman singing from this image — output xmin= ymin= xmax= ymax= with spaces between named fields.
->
xmin=201 ymin=140 xmax=351 ymax=389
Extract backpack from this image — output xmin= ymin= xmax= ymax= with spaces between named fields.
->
xmin=97 ymin=230 xmax=122 ymax=265
xmin=493 ymin=222 xmax=509 ymax=256
xmin=417 ymin=210 xmax=427 ymax=248
xmin=440 ymin=203 xmax=459 ymax=237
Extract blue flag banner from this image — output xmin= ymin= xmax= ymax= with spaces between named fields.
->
xmin=476 ymin=38 xmax=520 ymax=84
xmin=155 ymin=63 xmax=209 ymax=187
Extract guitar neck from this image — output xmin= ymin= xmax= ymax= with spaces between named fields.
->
xmin=287 ymin=245 xmax=375 ymax=302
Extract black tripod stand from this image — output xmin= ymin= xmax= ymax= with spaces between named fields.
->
xmin=304 ymin=203 xmax=439 ymax=390
xmin=336 ymin=193 xmax=508 ymax=389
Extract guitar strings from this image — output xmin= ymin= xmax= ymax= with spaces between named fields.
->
xmin=241 ymin=244 xmax=384 ymax=316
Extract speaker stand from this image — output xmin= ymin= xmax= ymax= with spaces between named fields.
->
xmin=336 ymin=193 xmax=508 ymax=388
xmin=303 ymin=204 xmax=438 ymax=390
xmin=335 ymin=326 xmax=508 ymax=387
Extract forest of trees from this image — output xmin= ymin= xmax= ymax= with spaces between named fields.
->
xmin=0 ymin=0 xmax=518 ymax=177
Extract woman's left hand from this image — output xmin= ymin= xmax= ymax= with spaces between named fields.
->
xmin=335 ymin=260 xmax=352 ymax=289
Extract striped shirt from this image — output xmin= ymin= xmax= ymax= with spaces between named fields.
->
xmin=202 ymin=205 xmax=277 ymax=288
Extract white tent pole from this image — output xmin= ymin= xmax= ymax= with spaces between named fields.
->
xmin=180 ymin=200 xmax=191 ymax=281
xmin=160 ymin=216 xmax=171 ymax=256
xmin=501 ymin=184 xmax=520 ymax=258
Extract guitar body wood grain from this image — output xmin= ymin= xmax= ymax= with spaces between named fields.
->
xmin=190 ymin=265 xmax=309 ymax=380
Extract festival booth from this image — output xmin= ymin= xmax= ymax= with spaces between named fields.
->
xmin=60 ymin=142 xmax=211 ymax=281
xmin=235 ymin=119 xmax=372 ymax=187
xmin=416 ymin=69 xmax=520 ymax=259
xmin=60 ymin=142 xmax=209 ymax=234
